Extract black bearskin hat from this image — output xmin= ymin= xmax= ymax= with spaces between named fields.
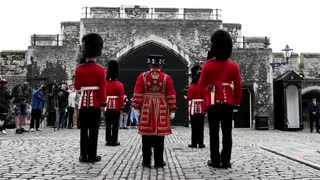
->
xmin=147 ymin=54 xmax=165 ymax=65
xmin=190 ymin=64 xmax=201 ymax=78
xmin=210 ymin=29 xmax=233 ymax=60
xmin=107 ymin=60 xmax=119 ymax=81
xmin=191 ymin=72 xmax=201 ymax=85
xmin=82 ymin=33 xmax=103 ymax=58
xmin=190 ymin=64 xmax=201 ymax=84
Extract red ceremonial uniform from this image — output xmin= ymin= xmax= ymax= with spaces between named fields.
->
xmin=105 ymin=81 xmax=125 ymax=110
xmin=133 ymin=70 xmax=176 ymax=135
xmin=198 ymin=59 xmax=242 ymax=107
xmin=187 ymin=84 xmax=206 ymax=115
xmin=74 ymin=62 xmax=107 ymax=108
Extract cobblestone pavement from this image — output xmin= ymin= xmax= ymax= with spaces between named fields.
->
xmin=0 ymin=126 xmax=320 ymax=180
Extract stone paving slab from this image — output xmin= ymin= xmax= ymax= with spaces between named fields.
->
xmin=0 ymin=127 xmax=320 ymax=179
xmin=251 ymin=129 xmax=320 ymax=171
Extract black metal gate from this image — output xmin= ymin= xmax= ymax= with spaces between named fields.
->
xmin=117 ymin=42 xmax=188 ymax=126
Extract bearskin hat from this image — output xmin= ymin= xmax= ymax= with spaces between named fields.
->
xmin=107 ymin=60 xmax=119 ymax=81
xmin=82 ymin=33 xmax=103 ymax=58
xmin=147 ymin=54 xmax=165 ymax=65
xmin=210 ymin=29 xmax=233 ymax=60
xmin=191 ymin=72 xmax=201 ymax=85
xmin=190 ymin=64 xmax=201 ymax=78
xmin=190 ymin=65 xmax=201 ymax=84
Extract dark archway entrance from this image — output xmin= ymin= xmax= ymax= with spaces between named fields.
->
xmin=117 ymin=42 xmax=188 ymax=126
xmin=234 ymin=88 xmax=252 ymax=128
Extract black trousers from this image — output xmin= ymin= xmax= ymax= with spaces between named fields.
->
xmin=79 ymin=108 xmax=101 ymax=160
xmin=67 ymin=107 xmax=74 ymax=129
xmin=207 ymin=104 xmax=233 ymax=165
xmin=58 ymin=107 xmax=66 ymax=129
xmin=0 ymin=113 xmax=7 ymax=131
xmin=309 ymin=113 xmax=319 ymax=132
xmin=105 ymin=110 xmax=120 ymax=143
xmin=142 ymin=135 xmax=165 ymax=165
xmin=47 ymin=111 xmax=56 ymax=126
xmin=190 ymin=114 xmax=205 ymax=146
xmin=30 ymin=109 xmax=42 ymax=129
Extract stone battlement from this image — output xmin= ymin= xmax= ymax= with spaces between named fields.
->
xmin=83 ymin=6 xmax=222 ymax=20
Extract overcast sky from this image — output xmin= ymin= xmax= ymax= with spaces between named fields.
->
xmin=0 ymin=0 xmax=319 ymax=54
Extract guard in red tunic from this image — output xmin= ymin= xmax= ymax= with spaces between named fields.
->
xmin=74 ymin=33 xmax=107 ymax=163
xmin=198 ymin=30 xmax=242 ymax=169
xmin=187 ymin=65 xmax=206 ymax=149
xmin=133 ymin=54 xmax=176 ymax=168
xmin=105 ymin=60 xmax=124 ymax=146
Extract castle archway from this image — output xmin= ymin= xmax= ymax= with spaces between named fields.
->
xmin=117 ymin=41 xmax=189 ymax=126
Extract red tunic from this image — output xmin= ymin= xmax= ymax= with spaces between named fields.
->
xmin=133 ymin=70 xmax=176 ymax=135
xmin=74 ymin=61 xmax=107 ymax=108
xmin=198 ymin=59 xmax=242 ymax=107
xmin=105 ymin=80 xmax=125 ymax=111
xmin=187 ymin=84 xmax=206 ymax=115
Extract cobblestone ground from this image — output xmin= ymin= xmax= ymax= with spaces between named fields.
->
xmin=0 ymin=126 xmax=320 ymax=180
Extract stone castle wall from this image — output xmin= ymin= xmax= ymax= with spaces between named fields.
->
xmin=27 ymin=46 xmax=80 ymax=83
xmin=81 ymin=18 xmax=222 ymax=65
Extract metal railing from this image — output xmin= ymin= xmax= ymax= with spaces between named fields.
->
xmin=30 ymin=34 xmax=63 ymax=46
xmin=82 ymin=7 xmax=222 ymax=20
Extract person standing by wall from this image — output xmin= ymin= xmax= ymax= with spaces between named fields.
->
xmin=133 ymin=54 xmax=176 ymax=168
xmin=11 ymin=82 xmax=32 ymax=134
xmin=198 ymin=30 xmax=242 ymax=169
xmin=30 ymin=85 xmax=46 ymax=131
xmin=119 ymin=95 xmax=131 ymax=129
xmin=187 ymin=65 xmax=206 ymax=149
xmin=74 ymin=33 xmax=107 ymax=163
xmin=56 ymin=83 xmax=69 ymax=130
xmin=105 ymin=60 xmax=125 ymax=146
xmin=67 ymin=85 xmax=76 ymax=129
xmin=308 ymin=97 xmax=320 ymax=133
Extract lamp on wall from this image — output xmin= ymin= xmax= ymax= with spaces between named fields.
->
xmin=270 ymin=44 xmax=293 ymax=71
xmin=282 ymin=44 xmax=293 ymax=64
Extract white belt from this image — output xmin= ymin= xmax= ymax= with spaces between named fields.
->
xmin=107 ymin=96 xmax=118 ymax=102
xmin=210 ymin=83 xmax=233 ymax=105
xmin=222 ymin=83 xmax=233 ymax=88
xmin=106 ymin=96 xmax=119 ymax=110
xmin=191 ymin=99 xmax=204 ymax=103
xmin=190 ymin=99 xmax=204 ymax=115
xmin=79 ymin=86 xmax=100 ymax=108
xmin=81 ymin=86 xmax=99 ymax=91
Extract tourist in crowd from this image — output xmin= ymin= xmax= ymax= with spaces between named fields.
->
xmin=119 ymin=95 xmax=131 ymax=129
xmin=0 ymin=77 xmax=11 ymax=135
xmin=11 ymin=81 xmax=32 ymax=134
xmin=30 ymin=85 xmax=46 ymax=132
xmin=67 ymin=85 xmax=76 ymax=129
xmin=56 ymin=83 xmax=69 ymax=130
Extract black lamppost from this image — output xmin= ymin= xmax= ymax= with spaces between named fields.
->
xmin=282 ymin=44 xmax=293 ymax=64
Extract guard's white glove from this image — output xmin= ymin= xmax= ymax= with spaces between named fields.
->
xmin=233 ymin=109 xmax=238 ymax=113
xmin=134 ymin=109 xmax=140 ymax=117
xmin=170 ymin=112 xmax=175 ymax=119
